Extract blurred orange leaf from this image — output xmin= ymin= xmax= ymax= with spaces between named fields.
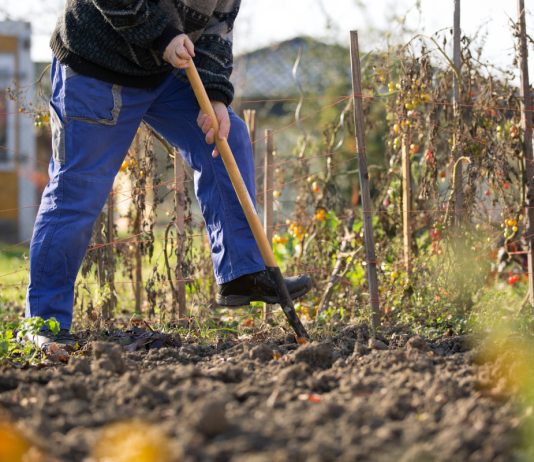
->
xmin=0 ymin=421 xmax=31 ymax=462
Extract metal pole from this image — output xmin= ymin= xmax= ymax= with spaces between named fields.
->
xmin=517 ymin=0 xmax=534 ymax=306
xmin=349 ymin=31 xmax=381 ymax=330
xmin=452 ymin=0 xmax=464 ymax=225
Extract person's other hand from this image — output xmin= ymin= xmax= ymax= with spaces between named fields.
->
xmin=197 ymin=102 xmax=230 ymax=158
xmin=163 ymin=34 xmax=195 ymax=69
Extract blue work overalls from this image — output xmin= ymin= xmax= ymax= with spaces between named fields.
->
xmin=26 ymin=58 xmax=264 ymax=329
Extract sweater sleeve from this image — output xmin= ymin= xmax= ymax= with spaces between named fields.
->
xmin=194 ymin=0 xmax=240 ymax=106
xmin=90 ymin=0 xmax=182 ymax=50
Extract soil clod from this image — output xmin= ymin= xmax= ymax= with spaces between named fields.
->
xmin=190 ymin=399 xmax=230 ymax=437
xmin=368 ymin=338 xmax=388 ymax=351
xmin=294 ymin=342 xmax=335 ymax=369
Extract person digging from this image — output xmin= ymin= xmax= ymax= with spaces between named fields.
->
xmin=25 ymin=0 xmax=312 ymax=349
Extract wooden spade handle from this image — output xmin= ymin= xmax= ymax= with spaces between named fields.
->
xmin=185 ymin=62 xmax=277 ymax=267
xmin=185 ymin=61 xmax=311 ymax=340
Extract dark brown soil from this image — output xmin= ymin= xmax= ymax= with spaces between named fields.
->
xmin=0 ymin=325 xmax=519 ymax=461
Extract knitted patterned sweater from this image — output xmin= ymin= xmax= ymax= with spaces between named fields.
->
xmin=51 ymin=0 xmax=240 ymax=105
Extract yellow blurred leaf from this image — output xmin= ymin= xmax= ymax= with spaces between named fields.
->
xmin=0 ymin=421 xmax=31 ymax=462
xmin=92 ymin=420 xmax=175 ymax=462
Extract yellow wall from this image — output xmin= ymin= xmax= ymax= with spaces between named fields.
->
xmin=0 ymin=36 xmax=18 ymax=53
xmin=0 ymin=171 xmax=18 ymax=221
xmin=0 ymin=36 xmax=19 ymax=223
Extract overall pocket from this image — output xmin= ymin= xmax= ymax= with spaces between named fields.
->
xmin=49 ymin=102 xmax=65 ymax=165
xmin=63 ymin=66 xmax=122 ymax=126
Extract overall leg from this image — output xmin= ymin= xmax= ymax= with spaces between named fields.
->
xmin=26 ymin=59 xmax=151 ymax=328
xmin=143 ymin=74 xmax=265 ymax=284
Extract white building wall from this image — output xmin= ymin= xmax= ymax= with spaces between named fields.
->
xmin=0 ymin=21 xmax=36 ymax=242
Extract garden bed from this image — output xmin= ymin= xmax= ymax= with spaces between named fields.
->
xmin=0 ymin=326 xmax=518 ymax=462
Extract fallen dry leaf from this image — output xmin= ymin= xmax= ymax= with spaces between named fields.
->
xmin=298 ymin=393 xmax=322 ymax=404
xmin=45 ymin=344 xmax=70 ymax=363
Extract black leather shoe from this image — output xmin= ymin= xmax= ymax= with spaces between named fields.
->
xmin=216 ymin=270 xmax=312 ymax=307
xmin=24 ymin=329 xmax=77 ymax=351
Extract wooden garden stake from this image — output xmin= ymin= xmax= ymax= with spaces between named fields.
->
xmin=263 ymin=129 xmax=275 ymax=320
xmin=452 ymin=0 xmax=464 ymax=225
xmin=133 ymin=214 xmax=143 ymax=315
xmin=93 ymin=190 xmax=116 ymax=321
xmin=517 ymin=0 xmax=534 ymax=306
xmin=105 ymin=193 xmax=116 ymax=317
xmin=133 ymin=132 xmax=143 ymax=315
xmin=148 ymin=130 xmax=189 ymax=320
xmin=264 ymin=129 xmax=275 ymax=247
xmin=107 ymin=194 xmax=114 ymax=256
xmin=174 ymin=152 xmax=187 ymax=319
xmin=350 ymin=31 xmax=381 ymax=330
xmin=95 ymin=213 xmax=109 ymax=320
xmin=401 ymin=135 xmax=413 ymax=275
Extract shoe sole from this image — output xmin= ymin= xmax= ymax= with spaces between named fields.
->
xmin=215 ymin=284 xmax=312 ymax=308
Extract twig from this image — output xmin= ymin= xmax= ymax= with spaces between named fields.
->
xmin=316 ymin=211 xmax=360 ymax=319
xmin=317 ymin=245 xmax=362 ymax=318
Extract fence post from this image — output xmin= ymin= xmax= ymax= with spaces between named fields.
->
xmin=263 ymin=129 xmax=275 ymax=320
xmin=174 ymin=151 xmax=187 ymax=320
xmin=107 ymin=194 xmax=114 ymax=259
xmin=264 ymin=129 xmax=275 ymax=245
xmin=244 ymin=110 xmax=257 ymax=160
xmin=350 ymin=31 xmax=381 ymax=330
xmin=517 ymin=0 xmax=534 ymax=306
xmin=244 ymin=110 xmax=260 ymax=205
xmin=402 ymin=135 xmax=413 ymax=275
xmin=95 ymin=214 xmax=108 ymax=320
xmin=452 ymin=0 xmax=464 ymax=225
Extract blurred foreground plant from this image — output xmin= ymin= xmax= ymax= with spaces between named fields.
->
xmin=474 ymin=301 xmax=534 ymax=459
xmin=92 ymin=420 xmax=176 ymax=462
xmin=0 ymin=420 xmax=48 ymax=462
